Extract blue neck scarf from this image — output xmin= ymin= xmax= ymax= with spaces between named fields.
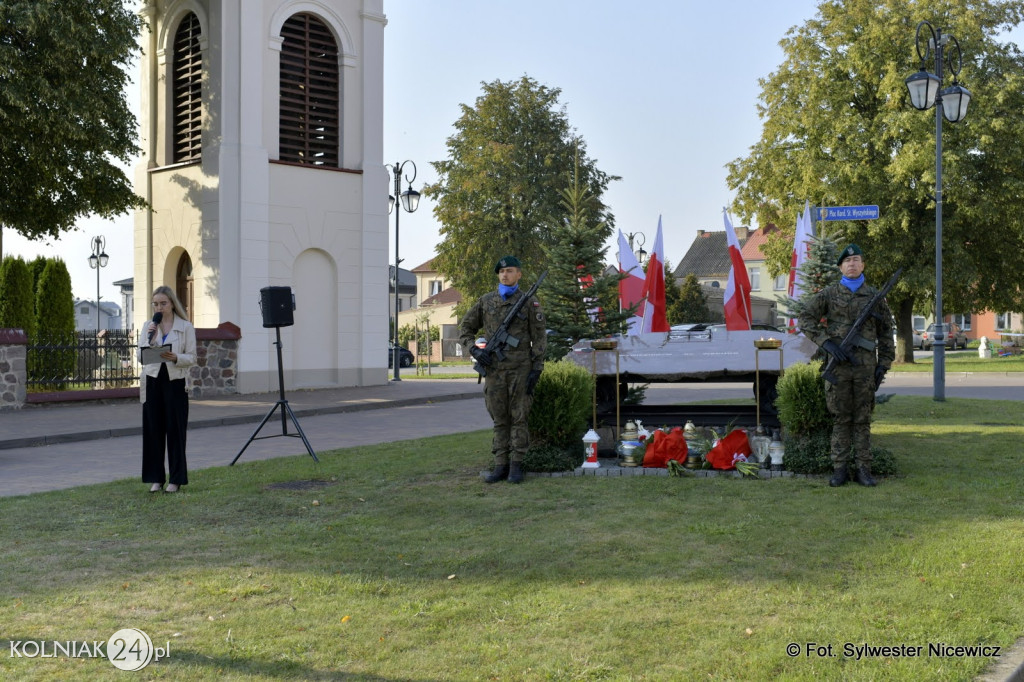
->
xmin=841 ymin=274 xmax=865 ymax=292
xmin=499 ymin=283 xmax=519 ymax=300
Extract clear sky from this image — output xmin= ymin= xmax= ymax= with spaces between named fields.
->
xmin=7 ymin=0 xmax=834 ymax=306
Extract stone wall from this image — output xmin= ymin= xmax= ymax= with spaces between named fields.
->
xmin=0 ymin=329 xmax=28 ymax=411
xmin=190 ymin=322 xmax=242 ymax=398
xmin=1 ymin=323 xmax=242 ymax=408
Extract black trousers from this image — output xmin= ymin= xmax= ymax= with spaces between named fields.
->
xmin=142 ymin=364 xmax=189 ymax=486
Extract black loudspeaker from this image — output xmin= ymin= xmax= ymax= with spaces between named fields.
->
xmin=260 ymin=286 xmax=296 ymax=327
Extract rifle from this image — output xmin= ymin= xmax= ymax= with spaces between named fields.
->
xmin=822 ymin=268 xmax=901 ymax=385
xmin=473 ymin=271 xmax=548 ymax=380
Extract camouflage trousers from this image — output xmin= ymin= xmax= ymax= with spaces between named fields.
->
xmin=483 ymin=364 xmax=533 ymax=465
xmin=824 ymin=360 xmax=876 ymax=468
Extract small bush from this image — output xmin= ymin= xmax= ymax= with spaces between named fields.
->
xmin=775 ymin=361 xmax=831 ymax=436
xmin=784 ymin=429 xmax=897 ymax=476
xmin=523 ymin=443 xmax=582 ymax=472
xmin=782 ymin=429 xmax=831 ymax=474
xmin=528 ymin=360 xmax=593 ymax=451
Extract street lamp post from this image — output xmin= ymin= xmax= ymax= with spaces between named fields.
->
xmin=87 ymin=235 xmax=109 ymax=332
xmin=905 ymin=20 xmax=971 ymax=402
xmin=385 ymin=160 xmax=420 ymax=381
xmin=626 ymin=231 xmax=647 ymax=264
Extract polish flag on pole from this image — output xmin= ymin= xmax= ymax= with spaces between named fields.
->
xmin=722 ymin=209 xmax=753 ymax=331
xmin=640 ymin=216 xmax=670 ymax=333
xmin=788 ymin=201 xmax=815 ymax=331
xmin=618 ymin=230 xmax=645 ymax=335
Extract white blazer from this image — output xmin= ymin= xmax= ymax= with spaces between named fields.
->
xmin=138 ymin=315 xmax=197 ymax=382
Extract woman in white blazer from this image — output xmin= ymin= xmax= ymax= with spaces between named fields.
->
xmin=138 ymin=286 xmax=196 ymax=493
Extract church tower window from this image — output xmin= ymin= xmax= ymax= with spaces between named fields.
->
xmin=172 ymin=12 xmax=202 ymax=163
xmin=279 ymin=13 xmax=340 ymax=167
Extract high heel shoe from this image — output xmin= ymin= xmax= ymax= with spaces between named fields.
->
xmin=164 ymin=484 xmax=179 ymax=493
xmin=149 ymin=483 xmax=163 ymax=493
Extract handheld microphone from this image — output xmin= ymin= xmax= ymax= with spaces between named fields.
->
xmin=148 ymin=312 xmax=163 ymax=344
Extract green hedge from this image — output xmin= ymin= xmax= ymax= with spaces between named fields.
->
xmin=526 ymin=360 xmax=593 ymax=468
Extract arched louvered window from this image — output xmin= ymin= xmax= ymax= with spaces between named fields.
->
xmin=172 ymin=12 xmax=202 ymax=163
xmin=279 ymin=13 xmax=339 ymax=167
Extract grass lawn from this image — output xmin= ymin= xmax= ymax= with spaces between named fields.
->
xmin=2 ymin=396 xmax=1023 ymax=681
xmin=892 ymin=353 xmax=1024 ymax=373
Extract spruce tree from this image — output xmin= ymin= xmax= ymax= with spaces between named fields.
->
xmin=783 ymin=233 xmax=839 ymax=328
xmin=0 ymin=256 xmax=36 ymax=337
xmin=543 ymin=155 xmax=632 ymax=361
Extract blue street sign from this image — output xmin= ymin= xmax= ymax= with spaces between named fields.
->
xmin=817 ymin=205 xmax=880 ymax=221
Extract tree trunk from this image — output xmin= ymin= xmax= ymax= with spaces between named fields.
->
xmin=893 ymin=297 xmax=916 ymax=364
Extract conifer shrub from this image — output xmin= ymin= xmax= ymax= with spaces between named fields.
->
xmin=775 ymin=360 xmax=831 ymax=436
xmin=526 ymin=360 xmax=593 ymax=468
xmin=0 ymin=256 xmax=36 ymax=337
xmin=32 ymin=259 xmax=76 ymax=389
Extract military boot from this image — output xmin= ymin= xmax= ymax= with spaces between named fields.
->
xmin=855 ymin=465 xmax=877 ymax=487
xmin=508 ymin=462 xmax=524 ymax=484
xmin=484 ymin=464 xmax=509 ymax=484
xmin=829 ymin=466 xmax=850 ymax=487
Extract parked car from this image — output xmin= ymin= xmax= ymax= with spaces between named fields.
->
xmin=921 ymin=323 xmax=968 ymax=350
xmin=388 ymin=343 xmax=414 ymax=368
xmin=894 ymin=330 xmax=924 ymax=349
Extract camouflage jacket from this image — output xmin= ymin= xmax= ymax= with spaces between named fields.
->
xmin=799 ymin=281 xmax=895 ymax=369
xmin=459 ymin=289 xmax=546 ymax=372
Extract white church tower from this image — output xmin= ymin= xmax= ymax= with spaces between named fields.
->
xmin=133 ymin=0 xmax=389 ymax=392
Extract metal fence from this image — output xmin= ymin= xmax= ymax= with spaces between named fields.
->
xmin=27 ymin=330 xmax=141 ymax=391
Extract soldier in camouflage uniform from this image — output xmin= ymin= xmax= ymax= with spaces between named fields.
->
xmin=799 ymin=244 xmax=895 ymax=487
xmin=459 ymin=256 xmax=547 ymax=484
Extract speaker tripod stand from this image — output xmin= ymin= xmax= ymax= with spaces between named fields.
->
xmin=230 ymin=326 xmax=319 ymax=465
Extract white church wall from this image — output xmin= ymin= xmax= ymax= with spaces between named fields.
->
xmin=135 ymin=0 xmax=387 ymax=393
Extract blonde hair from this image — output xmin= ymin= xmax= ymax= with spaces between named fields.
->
xmin=152 ymin=286 xmax=190 ymax=322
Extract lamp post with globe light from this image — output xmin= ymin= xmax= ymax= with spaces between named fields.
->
xmin=87 ymin=235 xmax=110 ymax=331
xmin=904 ymin=20 xmax=971 ymax=402
xmin=385 ymin=161 xmax=420 ymax=381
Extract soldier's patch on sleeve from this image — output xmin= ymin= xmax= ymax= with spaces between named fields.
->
xmin=536 ymin=312 xmax=544 ymax=322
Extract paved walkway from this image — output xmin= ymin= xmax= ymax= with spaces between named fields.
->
xmin=1 ymin=372 xmax=1021 ymax=498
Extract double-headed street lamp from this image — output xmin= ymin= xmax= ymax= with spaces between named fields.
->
xmin=385 ymin=160 xmax=420 ymax=381
xmin=87 ymin=235 xmax=109 ymax=332
xmin=626 ymin=231 xmax=647 ymax=264
xmin=905 ymin=20 xmax=972 ymax=402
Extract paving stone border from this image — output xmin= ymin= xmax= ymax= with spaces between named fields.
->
xmin=481 ymin=461 xmax=824 ymax=480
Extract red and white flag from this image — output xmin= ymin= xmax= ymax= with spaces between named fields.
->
xmin=788 ymin=201 xmax=814 ymax=331
xmin=618 ymin=230 xmax=645 ymax=334
xmin=723 ymin=209 xmax=753 ymax=331
xmin=640 ymin=216 xmax=670 ymax=333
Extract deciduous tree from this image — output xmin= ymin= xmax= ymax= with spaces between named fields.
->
xmin=0 ymin=1 xmax=145 ymax=257
xmin=427 ymin=76 xmax=617 ymax=314
xmin=727 ymin=0 xmax=1024 ymax=354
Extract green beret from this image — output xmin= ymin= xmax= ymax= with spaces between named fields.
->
xmin=495 ymin=255 xmax=522 ymax=273
xmin=837 ymin=243 xmax=864 ymax=266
